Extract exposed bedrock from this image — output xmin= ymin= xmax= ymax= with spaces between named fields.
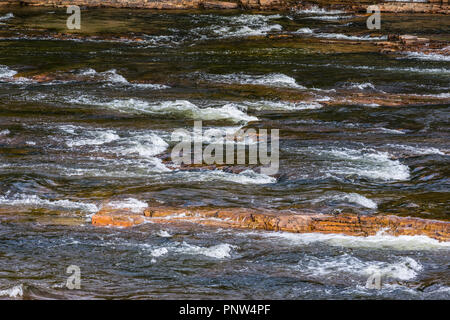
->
xmin=3 ymin=0 xmax=449 ymax=13
xmin=92 ymin=204 xmax=450 ymax=241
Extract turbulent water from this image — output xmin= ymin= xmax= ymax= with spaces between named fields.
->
xmin=0 ymin=7 xmax=449 ymax=299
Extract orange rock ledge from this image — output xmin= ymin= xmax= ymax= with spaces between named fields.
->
xmin=92 ymin=205 xmax=450 ymax=241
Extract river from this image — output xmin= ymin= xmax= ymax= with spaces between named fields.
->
xmin=0 ymin=7 xmax=449 ymax=299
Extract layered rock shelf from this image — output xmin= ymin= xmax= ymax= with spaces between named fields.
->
xmin=2 ymin=0 xmax=449 ymax=13
xmin=92 ymin=204 xmax=450 ymax=241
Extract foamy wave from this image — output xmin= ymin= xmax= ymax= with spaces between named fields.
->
xmin=214 ymin=24 xmax=282 ymax=37
xmin=57 ymin=158 xmax=170 ymax=177
xmin=384 ymin=66 xmax=450 ymax=74
xmin=144 ymin=242 xmax=237 ymax=259
xmin=69 ymin=97 xmax=257 ymax=123
xmin=176 ymin=169 xmax=276 ymax=185
xmin=156 ymin=230 xmax=172 ymax=237
xmin=297 ymin=254 xmax=423 ymax=280
xmin=347 ymin=82 xmax=378 ymax=91
xmin=197 ymin=14 xmax=283 ymax=38
xmin=107 ymin=198 xmax=147 ymax=213
xmin=316 ymin=33 xmax=387 ymax=41
xmin=0 ymin=65 xmax=17 ymax=79
xmin=77 ymin=68 xmax=169 ymax=89
xmin=200 ymin=72 xmax=305 ymax=89
xmin=374 ymin=128 xmax=406 ymax=135
xmin=0 ymin=129 xmax=10 ymax=136
xmin=0 ymin=13 xmax=14 ymax=21
xmin=309 ymin=15 xmax=353 ymax=21
xmin=420 ymin=93 xmax=450 ymax=99
xmin=243 ymin=100 xmax=322 ymax=111
xmin=308 ymin=147 xmax=410 ymax=181
xmin=58 ymin=124 xmax=169 ymax=159
xmin=150 ymin=247 xmax=169 ymax=257
xmin=387 ymin=144 xmax=445 ymax=156
xmin=0 ymin=194 xmax=99 ymax=213
xmin=293 ymin=5 xmax=345 ymax=15
xmin=243 ymin=230 xmax=450 ymax=250
xmin=314 ymin=192 xmax=377 ymax=209
xmin=118 ymin=132 xmax=169 ymax=158
xmin=0 ymin=285 xmax=23 ymax=298
xmin=295 ymin=27 xmax=314 ymax=34
xmin=61 ymin=125 xmax=120 ymax=147
xmin=176 ymin=242 xmax=237 ymax=259
xmin=403 ymin=51 xmax=450 ymax=62
xmin=294 ymin=29 xmax=387 ymax=41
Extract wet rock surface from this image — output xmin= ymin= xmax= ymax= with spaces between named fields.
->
xmin=92 ymin=204 xmax=450 ymax=242
xmin=3 ymin=0 xmax=448 ymax=14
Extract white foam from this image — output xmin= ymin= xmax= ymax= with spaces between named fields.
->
xmin=156 ymin=230 xmax=172 ymax=237
xmin=314 ymin=192 xmax=377 ymax=209
xmin=309 ymin=15 xmax=353 ymax=21
xmin=177 ymin=242 xmax=237 ymax=259
xmin=0 ymin=194 xmax=99 ymax=213
xmin=118 ymin=132 xmax=169 ymax=158
xmin=0 ymin=13 xmax=14 ymax=21
xmin=295 ymin=27 xmax=314 ymax=34
xmin=150 ymin=247 xmax=169 ymax=257
xmin=77 ymin=68 xmax=169 ymax=89
xmin=177 ymin=169 xmax=276 ymax=185
xmin=347 ymin=82 xmax=377 ymax=91
xmin=0 ymin=285 xmax=23 ymax=298
xmin=374 ymin=128 xmax=406 ymax=135
xmin=293 ymin=5 xmax=345 ymax=15
xmin=387 ymin=144 xmax=445 ymax=156
xmin=0 ymin=65 xmax=17 ymax=79
xmin=315 ymin=33 xmax=387 ymax=41
xmin=201 ymin=73 xmax=305 ymax=89
xmin=297 ymin=254 xmax=423 ymax=280
xmin=242 ymin=229 xmax=450 ymax=250
xmin=206 ymin=14 xmax=283 ymax=38
xmin=309 ymin=147 xmax=410 ymax=181
xmin=214 ymin=24 xmax=282 ymax=37
xmin=0 ymin=129 xmax=10 ymax=136
xmin=58 ymin=124 xmax=170 ymax=159
xmin=420 ymin=92 xmax=450 ymax=98
xmin=69 ymin=97 xmax=257 ymax=123
xmin=403 ymin=51 xmax=450 ymax=62
xmin=107 ymin=198 xmax=147 ymax=213
xmin=384 ymin=66 xmax=450 ymax=74
xmin=63 ymin=128 xmax=120 ymax=147
xmin=243 ymin=100 xmax=322 ymax=111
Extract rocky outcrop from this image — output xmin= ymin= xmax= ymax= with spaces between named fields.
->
xmin=375 ymin=34 xmax=449 ymax=55
xmin=354 ymin=1 xmax=449 ymax=14
xmin=92 ymin=204 xmax=450 ymax=241
xmin=5 ymin=0 xmax=449 ymax=13
xmin=4 ymin=0 xmax=284 ymax=10
xmin=92 ymin=204 xmax=145 ymax=227
xmin=202 ymin=0 xmax=238 ymax=9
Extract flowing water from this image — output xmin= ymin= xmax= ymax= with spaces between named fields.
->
xmin=0 ymin=7 xmax=449 ymax=299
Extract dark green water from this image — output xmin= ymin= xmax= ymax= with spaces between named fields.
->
xmin=0 ymin=7 xmax=449 ymax=299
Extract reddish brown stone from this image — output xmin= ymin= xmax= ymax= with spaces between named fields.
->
xmin=92 ymin=205 xmax=145 ymax=227
xmin=141 ymin=207 xmax=450 ymax=241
